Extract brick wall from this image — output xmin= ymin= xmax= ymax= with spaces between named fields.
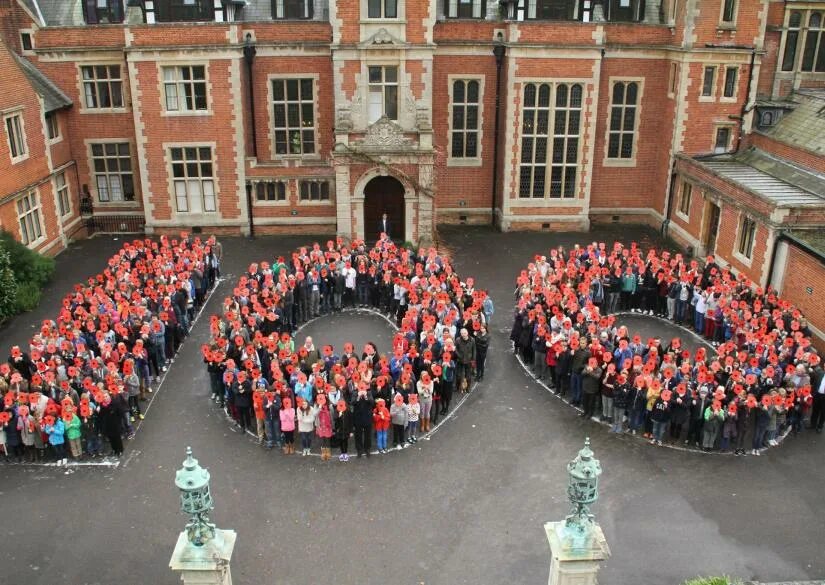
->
xmin=748 ymin=131 xmax=825 ymax=174
xmin=781 ymin=243 xmax=825 ymax=347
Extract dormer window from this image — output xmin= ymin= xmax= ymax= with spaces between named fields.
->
xmin=83 ymin=0 xmax=124 ymax=24
xmin=155 ymin=0 xmax=216 ymax=22
xmin=368 ymin=0 xmax=398 ymax=19
xmin=273 ymin=0 xmax=313 ymax=19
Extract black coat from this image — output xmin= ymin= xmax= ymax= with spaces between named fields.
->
xmin=351 ymin=393 xmax=374 ymax=427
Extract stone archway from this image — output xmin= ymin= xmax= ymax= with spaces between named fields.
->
xmin=363 ymin=175 xmax=405 ymax=243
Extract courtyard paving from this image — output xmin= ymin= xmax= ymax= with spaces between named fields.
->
xmin=0 ymin=225 xmax=822 ymax=585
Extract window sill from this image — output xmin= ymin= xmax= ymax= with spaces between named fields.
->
xmin=10 ymin=154 xmax=30 ymax=165
xmin=48 ymin=136 xmax=63 ymax=146
xmin=446 ymin=158 xmax=482 ymax=167
xmin=360 ymin=19 xmax=407 ymax=24
xmin=79 ymin=108 xmax=129 ymax=115
xmin=716 ymin=24 xmax=736 ymax=32
xmin=162 ymin=110 xmax=213 ymax=117
xmin=511 ymin=197 xmax=581 ymax=207
xmin=719 ymin=96 xmax=738 ymax=103
xmin=698 ymin=96 xmax=716 ymax=103
xmin=253 ymin=200 xmax=290 ymax=206
xmin=602 ymin=158 xmax=637 ymax=168
xmin=674 ymin=210 xmax=690 ymax=223
xmin=95 ymin=200 xmax=142 ymax=207
xmin=297 ymin=200 xmax=334 ymax=206
xmin=732 ymin=250 xmax=753 ymax=268
xmin=24 ymin=235 xmax=46 ymax=249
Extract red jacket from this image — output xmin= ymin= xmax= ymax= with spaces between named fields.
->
xmin=373 ymin=406 xmax=390 ymax=431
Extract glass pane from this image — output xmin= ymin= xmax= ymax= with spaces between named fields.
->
xmin=368 ymin=66 xmax=382 ymax=83
xmin=289 ymin=130 xmax=301 ymax=153
xmin=608 ymin=133 xmax=620 ymax=158
xmin=554 ymin=111 xmax=567 ymax=134
xmin=550 ymin=167 xmax=563 ymax=197
xmin=165 ymin=85 xmax=178 ymax=110
xmin=564 ymin=167 xmax=576 ymax=197
xmin=188 ymin=180 xmax=203 ymax=213
xmin=368 ymin=0 xmax=381 ymax=17
xmin=524 ymin=83 xmax=536 ymax=107
xmin=533 ymin=166 xmax=545 ymax=198
xmin=535 ymin=137 xmax=547 ymax=163
xmin=623 ymin=108 xmax=635 ymax=131
xmin=95 ymin=65 xmax=108 ymax=78
xmin=195 ymin=85 xmax=207 ymax=110
xmin=185 ymin=147 xmax=197 ymax=160
xmin=452 ymin=133 xmax=465 ymax=157
xmin=453 ymin=105 xmax=465 ymax=130
xmin=521 ymin=138 xmax=533 ymax=163
xmin=538 ymin=84 xmax=551 ymax=107
xmin=275 ymin=131 xmax=287 ymax=154
xmin=610 ymin=107 xmax=622 ymax=131
xmin=466 ymin=132 xmax=477 ymax=157
xmin=287 ymin=103 xmax=300 ymax=126
xmin=612 ymin=82 xmax=625 ymax=104
xmin=385 ymin=86 xmax=398 ymax=119
xmin=301 ymin=103 xmax=313 ymax=125
xmin=467 ymin=80 xmax=479 ymax=102
xmin=536 ymin=110 xmax=549 ymax=134
xmin=109 ymin=176 xmax=123 ymax=201
xmin=519 ymin=167 xmax=532 ymax=197
xmin=570 ymin=84 xmax=582 ymax=107
xmin=256 ymin=183 xmax=266 ymax=200
xmin=384 ymin=67 xmax=398 ymax=83
xmin=92 ymin=143 xmax=104 ymax=156
xmin=802 ymin=31 xmax=818 ymax=70
xmin=96 ymin=177 xmax=109 ymax=201
xmin=164 ymin=68 xmax=176 ymax=82
xmin=620 ymin=134 xmax=633 ymax=158
xmin=82 ymin=67 xmax=93 ymax=80
xmin=274 ymin=104 xmax=286 ymax=127
xmin=106 ymin=157 xmax=120 ymax=172
xmin=466 ymin=106 xmax=478 ymax=129
xmin=192 ymin=66 xmax=205 ymax=80
xmin=566 ymin=137 xmax=578 ymax=162
xmin=171 ymin=147 xmax=183 ymax=161
xmin=112 ymin=82 xmax=123 ymax=108
xmin=199 ymin=147 xmax=210 ymax=159
xmin=203 ymin=180 xmax=216 ymax=212
xmin=173 ymin=163 xmax=185 ymax=178
xmin=811 ymin=12 xmax=822 ymax=27
xmin=816 ymin=38 xmax=825 ymax=72
xmin=626 ymin=82 xmax=638 ymax=103
xmin=105 ymin=143 xmax=117 ymax=156
xmin=94 ymin=158 xmax=107 ymax=173
xmin=552 ymin=138 xmax=564 ymax=163
xmin=200 ymin=163 xmax=212 ymax=177
xmin=286 ymin=79 xmax=299 ymax=101
xmin=454 ymin=80 xmax=465 ymax=103
xmin=118 ymin=143 xmax=130 ymax=156
xmin=123 ymin=175 xmax=135 ymax=201
xmin=120 ymin=156 xmax=131 ymax=172
xmin=385 ymin=0 xmax=398 ymax=18
xmin=302 ymin=130 xmax=315 ymax=153
xmin=568 ymin=110 xmax=580 ymax=131
xmin=789 ymin=11 xmax=801 ymax=27
xmin=175 ymin=181 xmax=188 ymax=212
xmin=273 ymin=80 xmax=284 ymax=101
xmin=300 ymin=78 xmax=313 ymax=99
xmin=556 ymin=84 xmax=568 ymax=107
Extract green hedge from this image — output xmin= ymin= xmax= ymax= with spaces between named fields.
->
xmin=681 ymin=577 xmax=736 ymax=585
xmin=0 ymin=230 xmax=55 ymax=317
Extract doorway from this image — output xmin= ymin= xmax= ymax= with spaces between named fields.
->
xmin=703 ymin=201 xmax=721 ymax=255
xmin=364 ymin=175 xmax=405 ymax=243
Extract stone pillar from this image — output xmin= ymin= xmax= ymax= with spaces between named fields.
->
xmin=545 ymin=521 xmax=610 ymax=585
xmin=170 ymin=529 xmax=237 ymax=585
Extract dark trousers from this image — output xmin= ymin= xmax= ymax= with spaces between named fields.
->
xmin=392 ymin=423 xmax=405 ymax=446
xmin=582 ymin=393 xmax=598 ymax=418
xmin=687 ymin=418 xmax=703 ymax=444
xmin=441 ymin=385 xmax=453 ymax=413
xmin=354 ymin=423 xmax=372 ymax=454
xmin=476 ymin=349 xmax=487 ymax=379
xmin=238 ymin=406 xmax=252 ymax=432
xmin=811 ymin=394 xmax=825 ymax=430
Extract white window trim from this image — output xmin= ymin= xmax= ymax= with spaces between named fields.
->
xmin=732 ymin=213 xmax=756 ymax=266
xmin=53 ymin=171 xmax=72 ymax=219
xmin=718 ymin=0 xmax=737 ymax=29
xmin=712 ymin=123 xmax=735 ymax=153
xmin=86 ymin=138 xmax=140 ymax=207
xmin=250 ymin=180 xmax=290 ymax=206
xmin=720 ymin=65 xmax=739 ymax=102
xmin=76 ymin=63 xmax=127 ymax=114
xmin=603 ymin=77 xmax=644 ymax=168
xmin=265 ymin=74 xmax=321 ymax=161
xmin=158 ymin=62 xmax=213 ymax=117
xmin=674 ymin=180 xmax=692 ymax=222
xmin=16 ymin=190 xmax=45 ymax=248
xmin=20 ymin=29 xmax=35 ymax=56
xmin=366 ymin=64 xmax=400 ymax=124
xmin=514 ymin=78 xmax=588 ymax=205
xmin=45 ymin=111 xmax=62 ymax=145
xmin=446 ymin=75 xmax=485 ymax=167
xmin=699 ymin=65 xmax=718 ymax=102
xmin=360 ymin=0 xmax=405 ymax=21
xmin=297 ymin=178 xmax=335 ymax=205
xmin=4 ymin=110 xmax=29 ymax=164
xmin=164 ymin=142 xmax=220 ymax=218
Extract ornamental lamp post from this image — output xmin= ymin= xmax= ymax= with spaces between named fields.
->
xmin=544 ymin=438 xmax=610 ymax=585
xmin=175 ymin=446 xmax=216 ymax=546
xmin=564 ymin=437 xmax=602 ymax=535
xmin=170 ymin=447 xmax=236 ymax=585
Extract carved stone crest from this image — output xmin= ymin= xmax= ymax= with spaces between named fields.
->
xmin=353 ymin=117 xmax=414 ymax=150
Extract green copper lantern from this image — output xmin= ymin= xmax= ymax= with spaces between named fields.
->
xmin=175 ymin=446 xmax=216 ymax=546
xmin=564 ymin=437 xmax=602 ymax=534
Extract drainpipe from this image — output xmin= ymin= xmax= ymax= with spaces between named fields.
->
xmin=491 ymin=36 xmax=506 ymax=228
xmin=735 ymin=48 xmax=757 ymax=152
xmin=661 ymin=167 xmax=678 ymax=236
xmin=243 ymin=33 xmax=257 ymax=238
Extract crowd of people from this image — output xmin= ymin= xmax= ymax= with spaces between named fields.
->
xmin=511 ymin=243 xmax=825 ymax=454
xmin=1 ymin=233 xmax=222 ymax=464
xmin=202 ymin=234 xmax=492 ymax=461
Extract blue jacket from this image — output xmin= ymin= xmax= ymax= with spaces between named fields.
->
xmin=45 ymin=419 xmax=66 ymax=445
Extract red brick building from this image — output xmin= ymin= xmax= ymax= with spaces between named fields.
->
xmin=0 ymin=0 xmax=823 ymax=335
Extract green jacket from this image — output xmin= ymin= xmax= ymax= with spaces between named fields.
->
xmin=65 ymin=414 xmax=82 ymax=440
xmin=621 ymin=274 xmax=637 ymax=294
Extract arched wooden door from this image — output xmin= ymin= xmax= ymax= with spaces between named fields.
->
xmin=364 ymin=175 xmax=405 ymax=243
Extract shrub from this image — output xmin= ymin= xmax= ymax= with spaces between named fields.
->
xmin=682 ymin=577 xmax=736 ymax=585
xmin=0 ymin=241 xmax=18 ymax=321
xmin=0 ymin=230 xmax=55 ymax=315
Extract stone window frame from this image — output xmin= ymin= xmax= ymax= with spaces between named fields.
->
xmin=4 ymin=109 xmax=29 ymax=164
xmin=16 ymin=189 xmax=45 ymax=247
xmin=675 ymin=179 xmax=692 ymax=222
xmin=167 ymin=144 xmax=218 ymax=214
xmin=54 ymin=170 xmax=72 ymax=218
xmin=361 ymin=0 xmax=405 ymax=21
xmin=297 ymin=178 xmax=335 ymax=205
xmin=733 ymin=212 xmax=757 ymax=266
xmin=720 ymin=65 xmax=739 ymax=102
xmin=718 ymin=0 xmax=737 ymax=30
xmin=77 ymin=63 xmax=127 ymax=113
xmin=45 ymin=111 xmax=61 ymax=144
xmin=515 ymin=79 xmax=587 ymax=204
xmin=699 ymin=65 xmax=718 ymax=101
xmin=712 ymin=123 xmax=735 ymax=153
xmin=159 ymin=63 xmax=212 ymax=117
xmin=19 ymin=29 xmax=35 ymax=55
xmin=444 ymin=0 xmax=486 ymax=19
xmin=667 ymin=62 xmax=678 ymax=98
xmin=250 ymin=179 xmax=290 ymax=206
xmin=446 ymin=75 xmax=485 ymax=167
xmin=86 ymin=139 xmax=139 ymax=206
xmin=266 ymin=73 xmax=321 ymax=162
xmin=603 ymin=77 xmax=644 ymax=168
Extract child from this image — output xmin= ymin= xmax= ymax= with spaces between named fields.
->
xmin=373 ymin=398 xmax=390 ymax=453
xmin=43 ymin=415 xmax=67 ymax=466
xmin=296 ymin=398 xmax=316 ymax=456
xmin=417 ymin=372 xmax=434 ymax=433
xmin=315 ymin=394 xmax=333 ymax=461
xmin=64 ymin=410 xmax=82 ymax=460
xmin=334 ymin=399 xmax=353 ymax=462
xmin=390 ymin=393 xmax=408 ymax=450
xmin=279 ymin=397 xmax=296 ymax=454
xmin=407 ymin=393 xmax=420 ymax=444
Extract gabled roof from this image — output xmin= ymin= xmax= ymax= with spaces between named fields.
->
xmin=16 ymin=0 xmax=46 ymax=26
xmin=11 ymin=52 xmax=72 ymax=112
